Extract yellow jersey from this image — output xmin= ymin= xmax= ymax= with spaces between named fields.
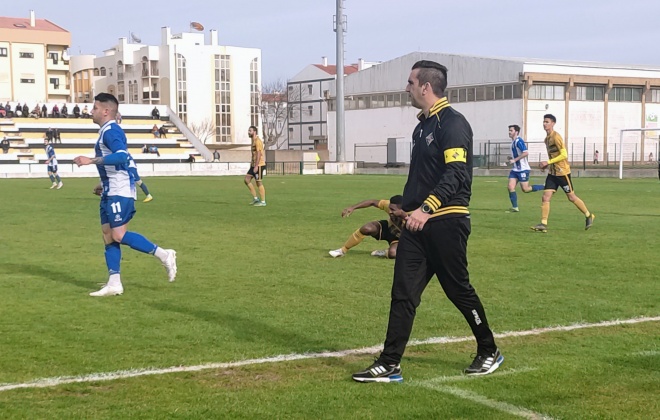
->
xmin=545 ymin=131 xmax=570 ymax=176
xmin=251 ymin=136 xmax=265 ymax=167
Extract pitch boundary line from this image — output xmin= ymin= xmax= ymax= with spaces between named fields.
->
xmin=0 ymin=315 xmax=657 ymax=393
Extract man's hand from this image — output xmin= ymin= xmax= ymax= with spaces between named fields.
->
xmin=92 ymin=183 xmax=103 ymax=196
xmin=341 ymin=207 xmax=355 ymax=218
xmin=539 ymin=161 xmax=549 ymax=170
xmin=405 ymin=208 xmax=431 ymax=232
xmin=74 ymin=156 xmax=94 ymax=167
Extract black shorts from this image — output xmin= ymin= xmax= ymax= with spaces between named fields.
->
xmin=377 ymin=220 xmax=400 ymax=245
xmin=544 ymin=173 xmax=574 ymax=194
xmin=247 ymin=166 xmax=265 ymax=181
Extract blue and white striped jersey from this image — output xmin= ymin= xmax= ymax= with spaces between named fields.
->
xmin=45 ymin=144 xmax=57 ymax=166
xmin=511 ymin=136 xmax=531 ymax=172
xmin=94 ymin=120 xmax=135 ymax=199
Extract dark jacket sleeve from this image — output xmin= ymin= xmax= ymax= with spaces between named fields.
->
xmin=425 ymin=116 xmax=472 ymax=210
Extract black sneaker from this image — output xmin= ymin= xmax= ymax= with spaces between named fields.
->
xmin=352 ymin=359 xmax=403 ymax=383
xmin=464 ymin=349 xmax=504 ymax=375
xmin=585 ymin=214 xmax=595 ymax=230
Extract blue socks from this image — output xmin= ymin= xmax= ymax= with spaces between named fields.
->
xmin=509 ymin=191 xmax=518 ymax=208
xmin=531 ymin=184 xmax=544 ymax=192
xmin=121 ymin=232 xmax=158 ymax=254
xmin=140 ymin=182 xmax=150 ymax=195
xmin=55 ymin=174 xmax=61 ymax=182
xmin=49 ymin=175 xmax=55 ymax=183
xmin=105 ymin=243 xmax=121 ymax=274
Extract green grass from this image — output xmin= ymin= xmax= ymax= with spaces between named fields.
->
xmin=0 ymin=175 xmax=658 ymax=419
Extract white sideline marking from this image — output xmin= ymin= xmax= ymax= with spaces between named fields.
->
xmin=0 ymin=316 xmax=657 ymax=393
xmin=416 ymin=368 xmax=552 ymax=419
xmin=630 ymin=350 xmax=659 ymax=357
xmin=420 ymin=383 xmax=554 ymax=420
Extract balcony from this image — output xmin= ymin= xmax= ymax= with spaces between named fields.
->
xmin=46 ymin=58 xmax=69 ymax=72
xmin=142 ymin=91 xmax=160 ymax=99
xmin=117 ymin=73 xmax=124 ymax=81
xmin=141 ymin=68 xmax=159 ymax=77
xmin=47 ymin=85 xmax=70 ymax=96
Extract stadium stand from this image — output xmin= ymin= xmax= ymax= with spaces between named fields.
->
xmin=0 ymin=107 xmax=202 ymax=165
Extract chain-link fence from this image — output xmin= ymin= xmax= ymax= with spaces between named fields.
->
xmin=475 ymin=136 xmax=660 ymax=169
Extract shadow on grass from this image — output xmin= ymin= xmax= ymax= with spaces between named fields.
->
xmin=0 ymin=263 xmax=159 ymax=292
xmin=149 ymin=301 xmax=339 ymax=354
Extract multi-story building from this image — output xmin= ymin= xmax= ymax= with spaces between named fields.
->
xmin=71 ymin=27 xmax=261 ymax=145
xmin=0 ymin=11 xmax=71 ymax=103
xmin=286 ymin=58 xmax=378 ymax=150
xmin=326 ymin=52 xmax=660 ymax=164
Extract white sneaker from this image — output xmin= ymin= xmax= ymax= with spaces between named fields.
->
xmin=162 ymin=249 xmax=177 ymax=282
xmin=89 ymin=284 xmax=124 ymax=297
xmin=370 ymin=249 xmax=388 ymax=257
xmin=329 ymin=248 xmax=345 ymax=258
xmin=50 ymin=182 xmax=57 ymax=189
xmin=56 ymin=181 xmax=63 ymax=189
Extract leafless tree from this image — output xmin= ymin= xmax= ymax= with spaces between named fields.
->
xmin=260 ymin=79 xmax=301 ymax=149
xmin=190 ymin=118 xmax=215 ymax=144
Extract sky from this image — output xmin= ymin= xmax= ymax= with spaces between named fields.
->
xmin=4 ymin=0 xmax=659 ymax=83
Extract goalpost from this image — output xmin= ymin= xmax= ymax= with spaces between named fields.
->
xmin=618 ymin=128 xmax=659 ymax=179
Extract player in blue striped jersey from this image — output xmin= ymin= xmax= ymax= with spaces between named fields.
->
xmin=44 ymin=138 xmax=63 ymax=189
xmin=74 ymin=93 xmax=177 ymax=297
xmin=507 ymin=125 xmax=543 ymax=212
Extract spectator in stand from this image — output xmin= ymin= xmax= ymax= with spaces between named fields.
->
xmin=152 ymin=124 xmax=160 ymax=138
xmin=116 ymin=112 xmax=122 ymax=124
xmin=5 ymin=102 xmax=12 ymax=117
xmin=593 ymin=150 xmax=599 ymax=165
xmin=148 ymin=145 xmax=160 ymax=157
xmin=73 ymin=104 xmax=81 ymax=118
xmin=212 ymin=149 xmax=220 ymax=162
xmin=53 ymin=128 xmax=61 ymax=144
xmin=158 ymin=125 xmax=168 ymax=138
xmin=1 ymin=136 xmax=9 ymax=154
xmin=45 ymin=127 xmax=54 ymax=141
xmin=648 ymin=152 xmax=654 ymax=163
xmin=41 ymin=104 xmax=48 ymax=118
xmin=0 ymin=104 xmax=5 ymax=118
xmin=142 ymin=144 xmax=148 ymax=154
xmin=30 ymin=104 xmax=41 ymax=119
xmin=186 ymin=154 xmax=196 ymax=163
xmin=81 ymin=105 xmax=90 ymax=118
xmin=151 ymin=106 xmax=160 ymax=120
xmin=22 ymin=103 xmax=29 ymax=118
xmin=52 ymin=104 xmax=60 ymax=118
xmin=61 ymin=103 xmax=68 ymax=118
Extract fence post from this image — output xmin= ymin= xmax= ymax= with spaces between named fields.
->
xmin=487 ymin=140 xmax=490 ymax=170
xmin=583 ymin=137 xmax=586 ymax=171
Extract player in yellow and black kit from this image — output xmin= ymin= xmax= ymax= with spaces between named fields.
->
xmin=329 ymin=195 xmax=405 ymax=259
xmin=531 ymin=114 xmax=595 ymax=233
xmin=244 ymin=125 xmax=266 ymax=206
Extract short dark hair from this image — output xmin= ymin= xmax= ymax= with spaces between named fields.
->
xmin=94 ymin=93 xmax=119 ymax=106
xmin=543 ymin=114 xmax=556 ymax=122
xmin=389 ymin=195 xmax=403 ymax=205
xmin=249 ymin=125 xmax=258 ymax=132
xmin=508 ymin=124 xmax=520 ymax=133
xmin=411 ymin=60 xmax=448 ymax=95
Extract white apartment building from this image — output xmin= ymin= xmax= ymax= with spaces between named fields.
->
xmin=326 ymin=52 xmax=660 ymax=165
xmin=71 ymin=27 xmax=261 ymax=145
xmin=286 ymin=57 xmax=378 ymax=150
xmin=0 ymin=11 xmax=71 ymax=104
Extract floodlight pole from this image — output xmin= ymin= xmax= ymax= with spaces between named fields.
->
xmin=619 ymin=130 xmax=624 ymax=180
xmin=334 ymin=0 xmax=346 ymax=162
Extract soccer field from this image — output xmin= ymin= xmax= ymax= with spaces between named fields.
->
xmin=0 ymin=175 xmax=658 ymax=419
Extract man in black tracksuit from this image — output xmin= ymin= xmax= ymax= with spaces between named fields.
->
xmin=353 ymin=60 xmax=503 ymax=383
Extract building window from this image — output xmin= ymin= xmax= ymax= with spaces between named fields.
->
xmin=48 ymin=52 xmax=58 ymax=64
xmin=650 ymin=89 xmax=660 ymax=103
xmin=308 ymin=105 xmax=313 ymax=116
xmin=19 ymin=52 xmax=34 ymax=58
xmin=176 ymin=54 xmax=188 ymax=122
xmin=214 ymin=54 xmax=232 ymax=142
xmin=610 ymin=86 xmax=642 ymax=102
xmin=100 ymin=67 xmax=107 ymax=76
xmin=20 ymin=78 xmax=35 ymax=84
xmin=528 ymin=84 xmax=564 ymax=100
xmin=307 ymin=84 xmax=313 ymax=96
xmin=575 ymin=85 xmax=605 ymax=101
xmin=0 ymin=48 xmax=8 ymax=57
xmin=250 ymin=57 xmax=259 ymax=128
xmin=49 ymin=78 xmax=60 ymax=89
